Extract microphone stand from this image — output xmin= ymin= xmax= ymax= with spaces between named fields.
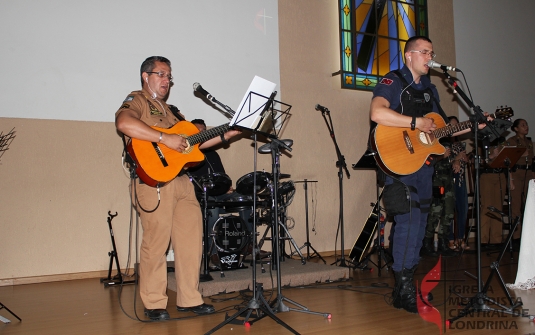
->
xmin=441 ymin=70 xmax=523 ymax=324
xmin=318 ymin=106 xmax=355 ymax=268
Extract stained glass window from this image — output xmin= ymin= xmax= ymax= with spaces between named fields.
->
xmin=338 ymin=0 xmax=428 ymax=91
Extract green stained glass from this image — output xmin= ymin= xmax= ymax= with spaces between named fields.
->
xmin=339 ymin=0 xmax=428 ymax=91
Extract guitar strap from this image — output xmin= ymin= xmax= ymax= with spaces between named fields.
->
xmin=168 ymin=104 xmax=185 ymax=122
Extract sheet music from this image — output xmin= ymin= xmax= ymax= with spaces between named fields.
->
xmin=230 ymin=75 xmax=277 ymax=129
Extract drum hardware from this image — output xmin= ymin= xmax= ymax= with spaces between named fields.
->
xmin=195 ymin=172 xmax=232 ymax=196
xmin=189 ymin=173 xmax=214 ymax=282
xmin=236 ymin=171 xmax=272 ymax=196
xmin=249 ymin=137 xmax=329 ymax=324
xmin=278 ymin=180 xmax=295 ymax=197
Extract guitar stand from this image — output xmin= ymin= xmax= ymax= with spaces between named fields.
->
xmin=101 ymin=211 xmax=136 ymax=287
xmin=0 ymin=301 xmax=21 ymax=323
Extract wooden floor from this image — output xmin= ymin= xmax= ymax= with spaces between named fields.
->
xmin=2 ymin=248 xmax=535 ymax=335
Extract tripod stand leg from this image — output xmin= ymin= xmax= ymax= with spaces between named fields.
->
xmin=205 ymin=284 xmax=300 ymax=335
xmin=305 ymin=243 xmax=326 ymax=264
xmin=0 ymin=302 xmax=21 ymax=322
xmin=279 ymin=222 xmax=306 ymax=264
xmin=449 ymin=216 xmax=524 ymax=325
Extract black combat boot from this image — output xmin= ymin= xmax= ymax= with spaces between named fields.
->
xmin=392 ymin=266 xmax=418 ymax=313
xmin=420 ymin=236 xmax=437 ymax=257
xmin=437 ymin=237 xmax=457 ymax=257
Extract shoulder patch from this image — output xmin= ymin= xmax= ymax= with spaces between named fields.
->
xmin=123 ymin=95 xmax=134 ymax=103
xmin=379 ymin=78 xmax=393 ymax=86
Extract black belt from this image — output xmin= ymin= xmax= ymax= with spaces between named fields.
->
xmin=480 ymin=168 xmax=503 ymax=174
xmin=513 ymin=164 xmax=532 ymax=170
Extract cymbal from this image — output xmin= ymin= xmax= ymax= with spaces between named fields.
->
xmin=279 ymin=173 xmax=291 ymax=179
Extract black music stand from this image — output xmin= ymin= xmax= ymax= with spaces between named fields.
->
xmin=350 ymin=150 xmax=392 ymax=276
xmin=207 ymin=90 xmax=314 ymax=335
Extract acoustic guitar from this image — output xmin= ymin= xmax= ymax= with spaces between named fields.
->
xmin=371 ymin=107 xmax=513 ymax=176
xmin=127 ymin=121 xmax=230 ymax=187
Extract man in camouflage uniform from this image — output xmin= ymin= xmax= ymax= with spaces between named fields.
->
xmin=421 ymin=144 xmax=457 ymax=257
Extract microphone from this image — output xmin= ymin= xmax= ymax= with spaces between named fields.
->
xmin=427 ymin=60 xmax=461 ymax=72
xmin=193 ymin=82 xmax=214 ymax=101
xmin=315 ymin=104 xmax=329 ymax=113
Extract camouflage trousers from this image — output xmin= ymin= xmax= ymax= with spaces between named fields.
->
xmin=425 ymin=161 xmax=455 ymax=240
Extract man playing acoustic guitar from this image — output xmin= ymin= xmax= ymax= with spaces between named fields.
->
xmin=115 ymin=56 xmax=239 ymax=320
xmin=369 ymin=36 xmax=487 ymax=314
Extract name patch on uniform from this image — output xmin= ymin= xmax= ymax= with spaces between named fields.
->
xmin=379 ymin=78 xmax=393 ymax=85
xmin=123 ymin=95 xmax=134 ymax=103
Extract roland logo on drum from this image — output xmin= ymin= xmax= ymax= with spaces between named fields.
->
xmin=226 ymin=230 xmax=246 ymax=237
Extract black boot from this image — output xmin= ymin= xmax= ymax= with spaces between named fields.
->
xmin=437 ymin=238 xmax=457 ymax=257
xmin=420 ymin=237 xmax=437 ymax=257
xmin=392 ymin=266 xmax=418 ymax=313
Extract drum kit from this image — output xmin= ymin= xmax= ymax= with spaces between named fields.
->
xmin=192 ymin=169 xmax=298 ymax=277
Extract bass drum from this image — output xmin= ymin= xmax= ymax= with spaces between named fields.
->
xmin=212 ymin=215 xmax=250 ymax=270
xmin=236 ymin=171 xmax=271 ymax=196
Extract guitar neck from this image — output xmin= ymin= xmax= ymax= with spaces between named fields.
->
xmin=433 ymin=120 xmax=472 ymax=139
xmin=187 ymin=123 xmax=230 ymax=145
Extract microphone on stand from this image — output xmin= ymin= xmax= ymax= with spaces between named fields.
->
xmin=315 ymin=104 xmax=329 ymax=113
xmin=193 ymin=82 xmax=214 ymax=102
xmin=427 ymin=60 xmax=461 ymax=72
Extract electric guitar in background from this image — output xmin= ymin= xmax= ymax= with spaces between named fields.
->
xmin=127 ymin=121 xmax=230 ymax=187
xmin=371 ymin=107 xmax=513 ymax=176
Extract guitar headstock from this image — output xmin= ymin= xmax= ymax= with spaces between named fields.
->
xmin=493 ymin=106 xmax=514 ymax=120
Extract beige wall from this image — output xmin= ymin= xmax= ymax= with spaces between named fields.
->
xmin=0 ymin=0 xmax=456 ymax=283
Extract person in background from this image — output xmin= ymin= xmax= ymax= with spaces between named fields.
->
xmin=421 ymin=139 xmax=457 ymax=257
xmin=506 ymin=118 xmax=534 ymax=246
xmin=448 ymin=116 xmax=470 ymax=251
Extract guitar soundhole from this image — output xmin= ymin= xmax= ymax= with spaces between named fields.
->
xmin=418 ymin=132 xmax=433 ymax=146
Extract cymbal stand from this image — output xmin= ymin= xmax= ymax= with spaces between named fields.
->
xmin=292 ymin=180 xmax=325 ymax=263
xmin=317 ymin=105 xmax=354 ymax=268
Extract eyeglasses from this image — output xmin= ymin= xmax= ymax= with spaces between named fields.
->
xmin=410 ymin=49 xmax=436 ymax=59
xmin=146 ymin=71 xmax=173 ymax=82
